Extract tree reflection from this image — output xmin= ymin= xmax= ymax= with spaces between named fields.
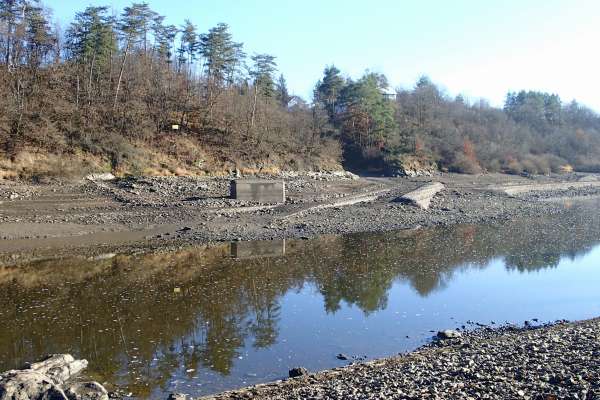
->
xmin=0 ymin=204 xmax=599 ymax=396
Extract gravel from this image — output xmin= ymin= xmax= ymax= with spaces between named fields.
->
xmin=2 ymin=173 xmax=600 ymax=264
xmin=202 ymin=318 xmax=600 ymax=400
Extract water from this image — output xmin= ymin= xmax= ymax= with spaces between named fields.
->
xmin=1 ymin=202 xmax=600 ymax=398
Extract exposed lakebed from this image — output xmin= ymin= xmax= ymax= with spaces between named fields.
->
xmin=1 ymin=201 xmax=599 ymax=398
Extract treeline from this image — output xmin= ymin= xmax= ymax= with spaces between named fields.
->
xmin=313 ymin=68 xmax=600 ymax=174
xmin=1 ymin=0 xmax=600 ymax=178
xmin=0 ymin=1 xmax=339 ymax=177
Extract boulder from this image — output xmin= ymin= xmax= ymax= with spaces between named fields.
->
xmin=288 ymin=367 xmax=309 ymax=378
xmin=64 ymin=382 xmax=108 ymax=400
xmin=85 ymin=173 xmax=115 ymax=182
xmin=0 ymin=355 xmax=107 ymax=400
xmin=167 ymin=394 xmax=189 ymax=400
xmin=437 ymin=330 xmax=462 ymax=340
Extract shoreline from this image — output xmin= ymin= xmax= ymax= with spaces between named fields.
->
xmin=2 ymin=172 xmax=600 ymax=264
xmin=200 ymin=317 xmax=600 ymax=399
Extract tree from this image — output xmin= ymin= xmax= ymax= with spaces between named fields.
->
xmin=250 ymin=53 xmax=276 ymax=97
xmin=198 ymin=23 xmax=244 ymax=122
xmin=248 ymin=53 xmax=276 ymax=133
xmin=66 ymin=6 xmax=115 ymax=107
xmin=199 ymin=23 xmax=241 ymax=84
xmin=315 ymin=65 xmax=345 ymax=121
xmin=275 ymin=74 xmax=291 ymax=108
xmin=178 ymin=19 xmax=198 ymax=67
xmin=339 ymin=72 xmax=397 ymax=150
xmin=113 ymin=2 xmax=149 ymax=109
xmin=151 ymin=16 xmax=177 ymax=63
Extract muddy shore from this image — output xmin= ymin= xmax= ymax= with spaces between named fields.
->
xmin=200 ymin=318 xmax=600 ymax=400
xmin=1 ymin=172 xmax=600 ymax=264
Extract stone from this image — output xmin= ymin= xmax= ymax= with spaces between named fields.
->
xmin=85 ymin=173 xmax=116 ymax=182
xmin=336 ymin=354 xmax=349 ymax=361
xmin=167 ymin=393 xmax=189 ymax=400
xmin=288 ymin=367 xmax=309 ymax=378
xmin=437 ymin=330 xmax=463 ymax=339
xmin=0 ymin=355 xmax=107 ymax=400
xmin=65 ymin=382 xmax=108 ymax=400
xmin=0 ymin=369 xmax=68 ymax=400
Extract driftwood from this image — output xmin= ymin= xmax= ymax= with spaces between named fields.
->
xmin=0 ymin=355 xmax=107 ymax=400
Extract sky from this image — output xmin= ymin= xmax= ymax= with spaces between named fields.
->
xmin=47 ymin=0 xmax=600 ymax=111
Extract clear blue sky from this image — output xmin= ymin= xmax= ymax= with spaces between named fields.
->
xmin=47 ymin=0 xmax=600 ymax=111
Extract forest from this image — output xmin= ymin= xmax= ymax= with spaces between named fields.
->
xmin=1 ymin=0 xmax=600 ymax=179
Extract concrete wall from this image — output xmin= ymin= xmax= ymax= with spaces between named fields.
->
xmin=230 ymin=179 xmax=286 ymax=203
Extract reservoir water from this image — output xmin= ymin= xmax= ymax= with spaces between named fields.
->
xmin=1 ymin=201 xmax=599 ymax=398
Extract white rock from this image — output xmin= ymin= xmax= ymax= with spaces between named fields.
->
xmin=85 ymin=173 xmax=116 ymax=182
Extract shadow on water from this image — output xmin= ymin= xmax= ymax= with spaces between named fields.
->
xmin=1 ymin=202 xmax=600 ymax=397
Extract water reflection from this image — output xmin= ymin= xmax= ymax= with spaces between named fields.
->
xmin=1 ymin=204 xmax=600 ymax=397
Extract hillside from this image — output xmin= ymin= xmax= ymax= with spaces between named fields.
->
xmin=1 ymin=1 xmax=600 ymax=180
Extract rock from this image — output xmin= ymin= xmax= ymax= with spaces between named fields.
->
xmin=344 ymin=171 xmax=360 ymax=180
xmin=89 ymin=253 xmax=117 ymax=261
xmin=288 ymin=367 xmax=309 ymax=378
xmin=437 ymin=329 xmax=462 ymax=339
xmin=0 ymin=369 xmax=68 ymax=400
xmin=26 ymin=354 xmax=88 ymax=383
xmin=0 ymin=355 xmax=107 ymax=400
xmin=85 ymin=173 xmax=116 ymax=182
xmin=336 ymin=354 xmax=349 ymax=361
xmin=65 ymin=382 xmax=108 ymax=400
xmin=8 ymin=193 xmax=18 ymax=200
xmin=167 ymin=393 xmax=189 ymax=400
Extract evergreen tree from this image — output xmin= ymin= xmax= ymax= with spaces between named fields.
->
xmin=151 ymin=16 xmax=177 ymax=63
xmin=250 ymin=53 xmax=277 ymax=97
xmin=339 ymin=72 xmax=397 ymax=149
xmin=275 ymin=74 xmax=291 ymax=107
xmin=315 ymin=65 xmax=345 ymax=121
xmin=178 ymin=19 xmax=198 ymax=66
xmin=199 ymin=23 xmax=241 ymax=86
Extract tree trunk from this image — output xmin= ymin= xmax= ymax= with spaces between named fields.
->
xmin=249 ymin=85 xmax=258 ymax=134
xmin=87 ymin=52 xmax=96 ymax=105
xmin=113 ymin=41 xmax=130 ymax=110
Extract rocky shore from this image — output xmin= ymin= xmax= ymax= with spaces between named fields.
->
xmin=202 ymin=318 xmax=600 ymax=400
xmin=2 ymin=172 xmax=600 ymax=263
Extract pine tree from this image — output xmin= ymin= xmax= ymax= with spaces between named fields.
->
xmin=250 ymin=53 xmax=276 ymax=97
xmin=315 ymin=65 xmax=345 ymax=121
xmin=275 ymin=74 xmax=291 ymax=107
xmin=199 ymin=23 xmax=241 ymax=86
xmin=179 ymin=19 xmax=198 ymax=67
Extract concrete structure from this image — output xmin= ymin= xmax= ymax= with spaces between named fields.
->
xmin=496 ymin=181 xmax=600 ymax=196
xmin=230 ymin=179 xmax=285 ymax=203
xmin=399 ymin=182 xmax=445 ymax=210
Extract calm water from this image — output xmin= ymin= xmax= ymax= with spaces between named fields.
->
xmin=1 ymin=202 xmax=600 ymax=397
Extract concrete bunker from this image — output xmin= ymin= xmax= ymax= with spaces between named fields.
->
xmin=230 ymin=179 xmax=286 ymax=203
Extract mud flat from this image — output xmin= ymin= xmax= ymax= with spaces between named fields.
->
xmin=202 ymin=318 xmax=600 ymax=400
